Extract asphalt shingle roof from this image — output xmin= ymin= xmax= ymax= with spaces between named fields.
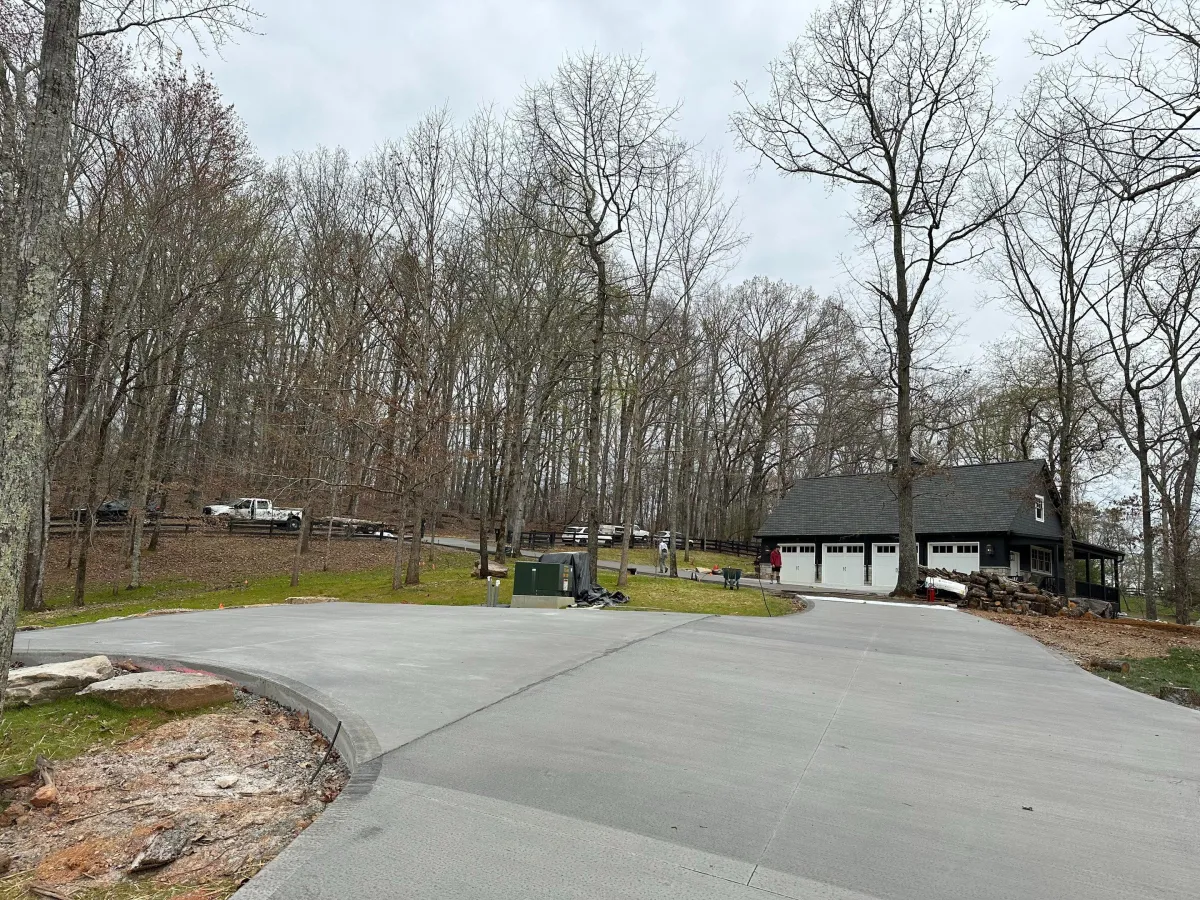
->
xmin=758 ymin=459 xmax=1055 ymax=539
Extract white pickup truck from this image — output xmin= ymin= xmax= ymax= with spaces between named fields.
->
xmin=203 ymin=498 xmax=304 ymax=530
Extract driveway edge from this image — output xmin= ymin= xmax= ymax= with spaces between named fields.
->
xmin=14 ymin=649 xmax=384 ymax=899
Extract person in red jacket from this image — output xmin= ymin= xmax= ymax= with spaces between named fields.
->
xmin=769 ymin=545 xmax=783 ymax=583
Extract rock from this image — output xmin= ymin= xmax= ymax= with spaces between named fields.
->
xmin=1158 ymin=685 xmax=1200 ymax=707
xmin=214 ymin=774 xmax=239 ymax=789
xmin=472 ymin=559 xmax=508 ymax=578
xmin=79 ymin=671 xmax=234 ymax=711
xmin=6 ymin=656 xmax=115 ymax=706
xmin=0 ymin=802 xmax=27 ymax=826
xmin=129 ymin=827 xmax=190 ymax=872
xmin=30 ymin=784 xmax=58 ymax=808
xmin=0 ymin=851 xmax=10 ymax=874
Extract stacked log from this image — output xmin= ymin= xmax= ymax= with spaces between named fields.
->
xmin=918 ymin=566 xmax=1083 ymax=616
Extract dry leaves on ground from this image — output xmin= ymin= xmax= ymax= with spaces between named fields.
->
xmin=973 ymin=610 xmax=1200 ymax=662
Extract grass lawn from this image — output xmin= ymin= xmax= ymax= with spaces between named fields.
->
xmin=597 ymin=546 xmax=755 ymax=574
xmin=20 ymin=546 xmax=794 ymax=629
xmin=0 ymin=873 xmax=242 ymax=900
xmin=1118 ymin=594 xmax=1199 ymax=624
xmin=1098 ymin=647 xmax=1200 ymax=698
xmin=0 ymin=695 xmax=226 ymax=780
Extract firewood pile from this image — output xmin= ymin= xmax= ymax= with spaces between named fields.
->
xmin=919 ymin=566 xmax=1116 ymax=618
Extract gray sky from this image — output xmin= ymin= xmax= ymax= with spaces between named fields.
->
xmin=204 ymin=0 xmax=1060 ymax=355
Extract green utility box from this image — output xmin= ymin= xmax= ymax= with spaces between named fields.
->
xmin=511 ymin=561 xmax=572 ymax=608
xmin=513 ymin=561 xmax=567 ymax=596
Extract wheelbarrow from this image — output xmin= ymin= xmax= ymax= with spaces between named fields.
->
xmin=722 ymin=567 xmax=742 ymax=590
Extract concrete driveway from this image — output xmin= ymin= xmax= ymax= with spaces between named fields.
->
xmin=16 ymin=600 xmax=1198 ymax=900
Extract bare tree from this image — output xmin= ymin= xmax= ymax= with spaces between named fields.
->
xmin=516 ymin=50 xmax=680 ymax=578
xmin=1035 ymin=0 xmax=1200 ymax=199
xmin=734 ymin=0 xmax=1003 ymax=595
xmin=986 ymin=95 xmax=1115 ymax=596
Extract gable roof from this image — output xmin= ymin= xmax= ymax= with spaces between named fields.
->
xmin=758 ymin=459 xmax=1059 ymax=539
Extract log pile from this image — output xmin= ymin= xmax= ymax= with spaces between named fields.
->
xmin=918 ymin=566 xmax=1116 ymax=618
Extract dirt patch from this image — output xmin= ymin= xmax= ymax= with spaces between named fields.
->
xmin=0 ymin=692 xmax=347 ymax=897
xmin=973 ymin=610 xmax=1200 ymax=662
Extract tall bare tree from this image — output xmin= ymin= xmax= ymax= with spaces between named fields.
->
xmin=734 ymin=0 xmax=1003 ymax=595
xmin=516 ymin=50 xmax=680 ymax=578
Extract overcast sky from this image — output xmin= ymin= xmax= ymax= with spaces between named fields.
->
xmin=202 ymin=0 xmax=1060 ymax=356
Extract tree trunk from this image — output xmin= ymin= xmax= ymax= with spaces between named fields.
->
xmin=290 ymin=505 xmax=310 ymax=588
xmin=0 ymin=0 xmax=82 ymax=710
xmin=584 ymin=246 xmax=608 ymax=579
xmin=1139 ymin=453 xmax=1156 ymax=620
xmin=391 ymin=498 xmax=408 ymax=591
xmin=405 ymin=498 xmax=424 ymax=585
xmin=890 ymin=205 xmax=917 ymax=598
xmin=21 ymin=465 xmax=50 ymax=612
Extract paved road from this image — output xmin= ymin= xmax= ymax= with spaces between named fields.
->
xmin=16 ymin=601 xmax=1197 ymax=899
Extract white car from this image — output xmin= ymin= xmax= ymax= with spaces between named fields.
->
xmin=560 ymin=525 xmax=612 ymax=547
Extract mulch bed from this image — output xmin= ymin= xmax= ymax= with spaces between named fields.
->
xmin=972 ymin=610 xmax=1200 ymax=662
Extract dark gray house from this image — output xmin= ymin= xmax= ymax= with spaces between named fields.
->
xmin=757 ymin=459 xmax=1121 ymax=600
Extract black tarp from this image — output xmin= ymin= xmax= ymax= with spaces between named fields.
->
xmin=538 ymin=551 xmax=591 ymax=599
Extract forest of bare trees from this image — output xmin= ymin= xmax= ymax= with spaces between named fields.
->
xmin=3 ymin=0 xmax=1200 ymax=706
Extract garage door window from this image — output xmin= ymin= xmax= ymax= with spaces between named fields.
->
xmin=931 ymin=544 xmax=954 ymax=554
xmin=956 ymin=544 xmax=979 ymax=554
xmin=781 ymin=545 xmax=798 ymax=553
xmin=875 ymin=545 xmax=896 ymax=553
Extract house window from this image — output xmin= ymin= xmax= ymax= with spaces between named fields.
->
xmin=1031 ymin=546 xmax=1053 ymax=574
xmin=1034 ymin=494 xmax=1045 ymax=522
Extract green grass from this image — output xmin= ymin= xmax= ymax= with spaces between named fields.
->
xmin=596 ymin=569 xmax=792 ymax=616
xmin=0 ymin=871 xmax=242 ymax=900
xmin=1099 ymin=648 xmax=1200 ymax=698
xmin=1117 ymin=594 xmax=1199 ymax=624
xmin=597 ymin=546 xmax=753 ymax=573
xmin=19 ymin=547 xmax=794 ymax=629
xmin=0 ymin=695 xmax=226 ymax=780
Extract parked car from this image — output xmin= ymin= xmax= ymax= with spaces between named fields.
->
xmin=560 ymin=525 xmax=612 ymax=547
xmin=613 ymin=524 xmax=651 ymax=545
xmin=71 ymin=498 xmax=161 ymax=523
xmin=653 ymin=530 xmax=694 ymax=549
xmin=204 ymin=497 xmax=304 ymax=530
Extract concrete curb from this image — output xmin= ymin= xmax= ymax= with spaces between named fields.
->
xmin=13 ymin=649 xmax=384 ymax=899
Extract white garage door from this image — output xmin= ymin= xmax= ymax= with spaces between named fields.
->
xmin=822 ymin=544 xmax=865 ymax=587
xmin=928 ymin=542 xmax=980 ymax=575
xmin=778 ymin=543 xmax=816 ymax=584
xmin=872 ymin=543 xmax=899 ymax=589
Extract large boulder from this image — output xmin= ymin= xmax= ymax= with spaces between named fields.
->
xmin=78 ymin=670 xmax=234 ymax=711
xmin=6 ymin=655 xmax=115 ymax=706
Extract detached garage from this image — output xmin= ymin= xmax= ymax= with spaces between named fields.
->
xmin=757 ymin=459 xmax=1123 ymax=598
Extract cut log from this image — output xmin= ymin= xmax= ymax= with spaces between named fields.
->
xmin=1089 ymin=658 xmax=1130 ymax=673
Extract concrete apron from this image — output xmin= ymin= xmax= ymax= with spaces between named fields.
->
xmin=14 ymin=600 xmax=1200 ymax=900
